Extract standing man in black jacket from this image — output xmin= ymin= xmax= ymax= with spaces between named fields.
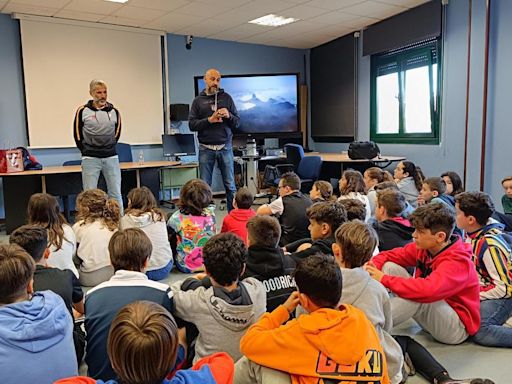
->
xmin=189 ymin=68 xmax=240 ymax=211
xmin=73 ymin=79 xmax=123 ymax=213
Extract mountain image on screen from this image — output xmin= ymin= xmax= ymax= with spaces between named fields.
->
xmin=195 ymin=74 xmax=298 ymax=135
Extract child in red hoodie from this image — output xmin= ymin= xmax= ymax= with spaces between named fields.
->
xmin=221 ymin=187 xmax=256 ymax=244
xmin=365 ymin=203 xmax=480 ymax=345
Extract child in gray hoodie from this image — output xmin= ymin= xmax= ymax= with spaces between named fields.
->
xmin=172 ymin=233 xmax=266 ymax=364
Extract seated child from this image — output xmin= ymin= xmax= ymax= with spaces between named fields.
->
xmin=501 ymin=176 xmax=512 ymax=215
xmin=374 ymin=181 xmax=415 ymax=218
xmin=236 ymin=254 xmax=389 ymax=384
xmin=309 ymin=180 xmax=334 ymax=203
xmin=338 ymin=169 xmax=371 ymax=221
xmin=418 ymin=177 xmax=455 ymax=208
xmin=172 ymin=233 xmax=266 ymax=363
xmin=455 ymin=192 xmax=512 ymax=347
xmin=0 ymin=244 xmax=77 ymax=383
xmin=55 ymin=301 xmax=234 ymax=384
xmin=372 ymin=189 xmax=414 ymax=251
xmin=121 ymin=186 xmax=174 ymax=281
xmin=394 ymin=161 xmax=424 ymax=208
xmin=337 ymin=198 xmax=367 ymax=221
xmin=243 ymin=215 xmax=296 ymax=311
xmin=85 ymin=228 xmax=174 ymax=380
xmin=221 ymin=187 xmax=256 ymax=244
xmin=284 ymin=201 xmax=347 ymax=261
xmin=364 ymin=167 xmax=394 ymax=216
xmin=73 ymin=189 xmax=120 ymax=287
xmin=168 ymin=179 xmax=216 ymax=273
xmin=10 ymin=225 xmax=85 ymax=364
xmin=257 ymin=172 xmax=312 ymax=246
xmin=364 ymin=203 xmax=481 ymax=345
xmin=441 ymin=171 xmax=464 ymax=197
xmin=28 ymin=193 xmax=78 ymax=277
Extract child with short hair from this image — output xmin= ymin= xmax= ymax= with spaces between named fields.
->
xmin=365 ymin=203 xmax=481 ymax=345
xmin=374 ymin=181 xmax=415 ymax=218
xmin=221 ymin=187 xmax=256 ymax=244
xmin=441 ymin=171 xmax=464 ymax=197
xmin=167 ymin=179 xmax=216 ymax=273
xmin=257 ymin=172 xmax=312 ymax=245
xmin=394 ymin=161 xmax=424 ymax=208
xmin=121 ymin=186 xmax=173 ymax=280
xmin=364 ymin=167 xmax=394 ymax=216
xmin=455 ymin=192 xmax=512 ymax=347
xmin=0 ymin=244 xmax=78 ymax=383
xmin=243 ymin=215 xmax=296 ymax=311
xmin=28 ymin=192 xmax=78 ymax=277
xmin=85 ymin=228 xmax=174 ymax=380
xmin=73 ymin=189 xmax=120 ymax=287
xmin=418 ymin=177 xmax=455 ymax=208
xmin=56 ymin=301 xmax=235 ymax=384
xmin=337 ymin=198 xmax=367 ymax=221
xmin=236 ymin=254 xmax=389 ymax=384
xmin=309 ymin=180 xmax=334 ymax=203
xmin=501 ymin=176 xmax=512 ymax=215
xmin=285 ymin=201 xmax=347 ymax=261
xmin=9 ymin=225 xmax=85 ymax=364
xmin=172 ymin=233 xmax=266 ymax=363
xmin=373 ymin=188 xmax=414 ymax=251
xmin=338 ymin=169 xmax=371 ymax=221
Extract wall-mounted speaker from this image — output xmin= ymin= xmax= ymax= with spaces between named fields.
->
xmin=170 ymin=104 xmax=190 ymax=122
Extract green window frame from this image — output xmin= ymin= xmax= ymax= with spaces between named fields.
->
xmin=370 ymin=38 xmax=442 ymax=144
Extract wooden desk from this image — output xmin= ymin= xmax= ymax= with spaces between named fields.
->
xmin=0 ymin=161 xmax=195 ymax=233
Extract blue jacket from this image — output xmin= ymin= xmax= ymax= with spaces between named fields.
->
xmin=0 ymin=291 xmax=78 ymax=384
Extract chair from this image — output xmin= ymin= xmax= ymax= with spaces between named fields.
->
xmin=283 ymin=143 xmax=304 ymax=172
xmin=116 ymin=142 xmax=133 ymax=162
xmin=296 ymin=156 xmax=322 ymax=193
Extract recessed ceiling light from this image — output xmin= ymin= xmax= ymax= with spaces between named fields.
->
xmin=249 ymin=14 xmax=299 ymax=27
xmin=105 ymin=0 xmax=128 ymax=3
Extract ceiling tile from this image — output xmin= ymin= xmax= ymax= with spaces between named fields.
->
xmin=112 ymin=5 xmax=169 ymax=21
xmin=314 ymin=24 xmax=354 ymax=37
xmin=8 ymin=0 xmax=69 ymax=8
xmin=193 ymin=0 xmax=253 ymax=7
xmin=210 ymin=23 xmax=274 ymax=40
xmin=143 ymin=12 xmax=206 ymax=32
xmin=2 ymin=3 xmax=59 ymax=16
xmin=340 ymin=0 xmax=407 ymax=19
xmin=307 ymin=10 xmax=362 ymax=25
xmin=0 ymin=0 xmax=9 ymax=11
xmin=173 ymin=19 xmax=234 ymax=36
xmin=376 ymin=0 xmax=428 ymax=8
xmin=98 ymin=15 xmax=147 ymax=27
xmin=128 ymin=0 xmax=190 ymax=11
xmin=233 ymin=0 xmax=302 ymax=15
xmin=344 ymin=15 xmax=380 ymax=29
xmin=306 ymin=0 xmax=363 ymax=11
xmin=279 ymin=4 xmax=330 ymax=19
xmin=64 ymin=0 xmax=122 ymax=15
xmin=53 ymin=10 xmax=104 ymax=22
xmin=169 ymin=2 xmax=233 ymax=18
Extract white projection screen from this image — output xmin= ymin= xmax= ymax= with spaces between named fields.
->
xmin=19 ymin=16 xmax=166 ymax=148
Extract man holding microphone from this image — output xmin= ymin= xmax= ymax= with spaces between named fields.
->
xmin=189 ymin=68 xmax=240 ymax=211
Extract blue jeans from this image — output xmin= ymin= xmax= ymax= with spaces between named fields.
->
xmin=146 ymin=259 xmax=173 ymax=281
xmin=472 ymin=298 xmax=512 ymax=347
xmin=199 ymin=146 xmax=236 ymax=211
xmin=81 ymin=156 xmax=123 ymax=214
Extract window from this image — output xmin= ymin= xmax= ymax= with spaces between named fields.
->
xmin=370 ymin=39 xmax=441 ymax=144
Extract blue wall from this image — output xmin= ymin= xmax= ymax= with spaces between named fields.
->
xmin=312 ymin=0 xmax=509 ymax=206
xmin=0 ymin=15 xmax=307 ymax=218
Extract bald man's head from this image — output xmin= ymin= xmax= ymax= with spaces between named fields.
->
xmin=204 ymin=69 xmax=221 ymax=95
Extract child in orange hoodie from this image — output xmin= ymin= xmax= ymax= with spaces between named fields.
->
xmin=236 ymin=253 xmax=389 ymax=384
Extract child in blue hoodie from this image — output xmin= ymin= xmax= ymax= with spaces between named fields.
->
xmin=56 ymin=301 xmax=234 ymax=384
xmin=0 ymin=244 xmax=77 ymax=384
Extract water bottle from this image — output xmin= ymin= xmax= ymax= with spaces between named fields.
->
xmin=138 ymin=150 xmax=144 ymax=165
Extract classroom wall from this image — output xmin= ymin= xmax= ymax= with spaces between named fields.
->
xmin=0 ymin=14 xmax=307 ymax=218
xmin=312 ymin=0 xmax=509 ymax=206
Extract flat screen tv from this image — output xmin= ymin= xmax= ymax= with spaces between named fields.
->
xmin=194 ymin=73 xmax=299 ymax=137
